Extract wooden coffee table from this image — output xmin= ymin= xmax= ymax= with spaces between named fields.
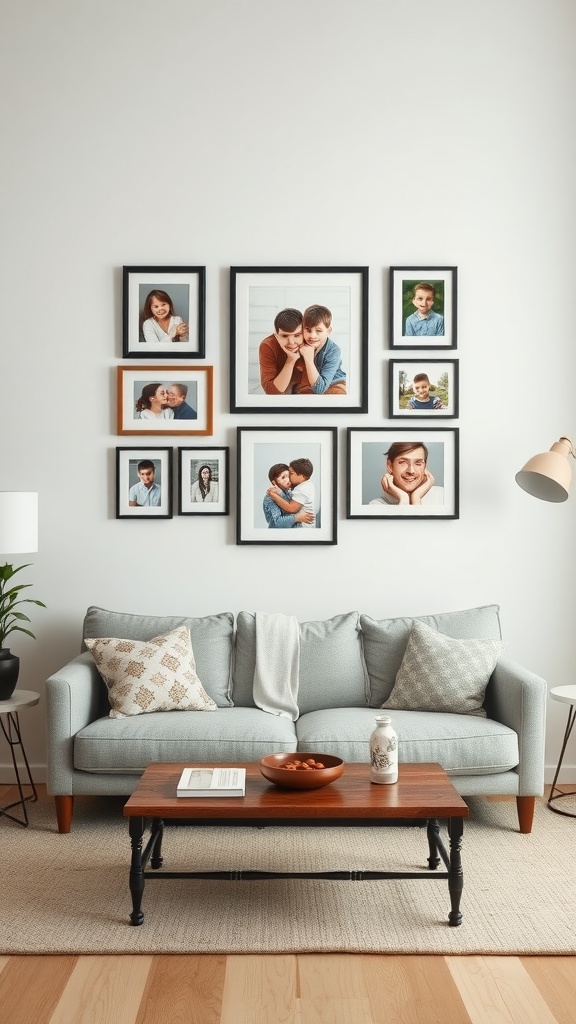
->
xmin=123 ymin=761 xmax=468 ymax=927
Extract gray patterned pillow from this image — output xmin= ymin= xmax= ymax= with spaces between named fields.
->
xmin=382 ymin=620 xmax=506 ymax=717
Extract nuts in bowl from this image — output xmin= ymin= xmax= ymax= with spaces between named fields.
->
xmin=259 ymin=752 xmax=344 ymax=789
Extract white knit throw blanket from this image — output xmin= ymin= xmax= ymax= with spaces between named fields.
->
xmin=253 ymin=611 xmax=300 ymax=721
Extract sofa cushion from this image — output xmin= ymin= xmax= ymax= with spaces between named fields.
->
xmin=233 ymin=611 xmax=369 ymax=713
xmin=84 ymin=627 xmax=217 ymax=718
xmin=360 ymin=604 xmax=502 ymax=707
xmin=296 ymin=707 xmax=519 ymax=775
xmin=82 ymin=606 xmax=234 ymax=707
xmin=382 ymin=620 xmax=506 ymax=718
xmin=74 ymin=707 xmax=297 ymax=773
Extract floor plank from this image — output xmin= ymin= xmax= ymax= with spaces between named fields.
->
xmin=135 ymin=954 xmax=226 ymax=1024
xmin=220 ymin=954 xmax=298 ymax=1024
xmin=48 ymin=955 xmax=152 ymax=1024
xmin=446 ymin=955 xmax=559 ymax=1024
xmin=362 ymin=955 xmax=471 ymax=1024
xmin=521 ymin=956 xmax=576 ymax=1024
xmin=297 ymin=955 xmax=374 ymax=1023
xmin=0 ymin=956 xmax=77 ymax=1024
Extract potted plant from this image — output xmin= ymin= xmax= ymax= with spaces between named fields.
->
xmin=0 ymin=563 xmax=46 ymax=701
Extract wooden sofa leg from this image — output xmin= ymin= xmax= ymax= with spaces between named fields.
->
xmin=516 ymin=795 xmax=535 ymax=834
xmin=55 ymin=795 xmax=74 ymax=834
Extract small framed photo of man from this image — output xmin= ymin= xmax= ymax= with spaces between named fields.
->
xmin=178 ymin=447 xmax=229 ymax=516
xmin=116 ymin=447 xmax=173 ymax=519
xmin=122 ymin=266 xmax=206 ymax=359
xmin=117 ymin=366 xmax=213 ymax=436
xmin=230 ymin=266 xmax=368 ymax=413
xmin=389 ymin=359 xmax=459 ymax=418
xmin=389 ymin=267 xmax=457 ymax=349
xmin=347 ymin=428 xmax=459 ymax=519
xmin=237 ymin=426 xmax=337 ymax=544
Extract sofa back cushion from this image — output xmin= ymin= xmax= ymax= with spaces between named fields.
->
xmin=82 ymin=606 xmax=234 ymax=707
xmin=360 ymin=605 xmax=502 ymax=707
xmin=233 ymin=611 xmax=369 ymax=714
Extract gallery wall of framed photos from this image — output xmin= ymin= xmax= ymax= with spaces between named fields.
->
xmin=113 ymin=264 xmax=459 ymax=539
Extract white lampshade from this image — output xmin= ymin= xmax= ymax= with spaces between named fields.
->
xmin=0 ymin=492 xmax=38 ymax=554
xmin=515 ymin=438 xmax=573 ymax=503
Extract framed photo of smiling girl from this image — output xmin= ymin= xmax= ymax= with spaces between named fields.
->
xmin=347 ymin=427 xmax=459 ymax=519
xmin=122 ymin=266 xmax=206 ymax=359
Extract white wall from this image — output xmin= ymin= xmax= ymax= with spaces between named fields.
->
xmin=1 ymin=0 xmax=575 ymax=780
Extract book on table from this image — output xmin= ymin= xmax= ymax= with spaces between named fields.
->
xmin=176 ymin=767 xmax=246 ymax=797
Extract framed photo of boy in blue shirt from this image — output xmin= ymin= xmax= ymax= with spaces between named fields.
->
xmin=389 ymin=267 xmax=457 ymax=350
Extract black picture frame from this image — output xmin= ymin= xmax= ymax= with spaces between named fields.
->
xmin=230 ymin=266 xmax=369 ymax=413
xmin=347 ymin=427 xmax=459 ymax=519
xmin=388 ymin=359 xmax=459 ymax=418
xmin=178 ymin=447 xmax=230 ymax=516
xmin=236 ymin=426 xmax=338 ymax=544
xmin=116 ymin=447 xmax=173 ymax=519
xmin=389 ymin=267 xmax=457 ymax=350
xmin=122 ymin=266 xmax=206 ymax=359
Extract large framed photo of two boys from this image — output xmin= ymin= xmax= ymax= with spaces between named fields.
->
xmin=389 ymin=267 xmax=457 ymax=350
xmin=230 ymin=266 xmax=368 ymax=413
xmin=122 ymin=266 xmax=206 ymax=359
xmin=116 ymin=447 xmax=172 ymax=519
xmin=347 ymin=428 xmax=459 ymax=519
xmin=237 ymin=427 xmax=337 ymax=544
xmin=389 ymin=359 xmax=459 ymax=418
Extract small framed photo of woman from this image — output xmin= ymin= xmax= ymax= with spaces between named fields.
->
xmin=389 ymin=267 xmax=457 ymax=349
xmin=347 ymin=427 xmax=459 ymax=519
xmin=117 ymin=366 xmax=213 ymax=436
xmin=122 ymin=266 xmax=206 ymax=359
xmin=116 ymin=447 xmax=173 ymax=519
xmin=178 ymin=447 xmax=230 ymax=516
xmin=237 ymin=426 xmax=337 ymax=544
xmin=389 ymin=359 xmax=459 ymax=418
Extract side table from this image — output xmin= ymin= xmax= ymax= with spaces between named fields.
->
xmin=548 ymin=685 xmax=576 ymax=818
xmin=0 ymin=689 xmax=39 ymax=827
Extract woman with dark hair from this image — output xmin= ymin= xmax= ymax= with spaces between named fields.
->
xmin=140 ymin=290 xmax=189 ymax=345
xmin=135 ymin=382 xmax=174 ymax=420
xmin=191 ymin=464 xmax=219 ymax=503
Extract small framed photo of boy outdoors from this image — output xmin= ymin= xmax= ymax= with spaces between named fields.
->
xmin=237 ymin=426 xmax=337 ymax=544
xmin=117 ymin=366 xmax=213 ymax=436
xmin=230 ymin=266 xmax=368 ymax=413
xmin=116 ymin=447 xmax=173 ymax=519
xmin=178 ymin=447 xmax=230 ymax=516
xmin=389 ymin=267 xmax=457 ymax=349
xmin=347 ymin=427 xmax=459 ymax=520
xmin=388 ymin=359 xmax=459 ymax=418
xmin=122 ymin=266 xmax=206 ymax=359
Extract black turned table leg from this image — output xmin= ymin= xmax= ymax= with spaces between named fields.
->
xmin=150 ymin=818 xmax=164 ymax=869
xmin=426 ymin=818 xmax=441 ymax=869
xmin=128 ymin=816 xmax=146 ymax=926
xmin=447 ymin=817 xmax=464 ymax=926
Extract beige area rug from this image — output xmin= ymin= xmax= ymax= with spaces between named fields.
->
xmin=2 ymin=792 xmax=574 ymax=955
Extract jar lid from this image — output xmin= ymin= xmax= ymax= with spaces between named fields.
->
xmin=375 ymin=715 xmax=391 ymax=724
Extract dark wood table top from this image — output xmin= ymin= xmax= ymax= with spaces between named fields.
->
xmin=124 ymin=762 xmax=468 ymax=822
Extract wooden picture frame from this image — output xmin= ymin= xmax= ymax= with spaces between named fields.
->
xmin=117 ymin=366 xmax=213 ymax=436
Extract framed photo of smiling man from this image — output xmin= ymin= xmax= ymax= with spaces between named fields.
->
xmin=230 ymin=266 xmax=369 ymax=413
xmin=347 ymin=427 xmax=459 ymax=519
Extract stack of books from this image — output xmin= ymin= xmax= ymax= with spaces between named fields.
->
xmin=176 ymin=766 xmax=246 ymax=798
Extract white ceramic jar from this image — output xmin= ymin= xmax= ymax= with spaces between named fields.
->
xmin=369 ymin=715 xmax=398 ymax=784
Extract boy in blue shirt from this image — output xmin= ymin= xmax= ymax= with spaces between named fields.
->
xmin=404 ymin=283 xmax=444 ymax=336
xmin=406 ymin=373 xmax=445 ymax=410
xmin=263 ymin=463 xmax=313 ymax=528
xmin=296 ymin=305 xmax=347 ymax=394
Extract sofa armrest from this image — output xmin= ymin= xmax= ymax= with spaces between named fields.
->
xmin=45 ymin=652 xmax=108 ymax=795
xmin=484 ymin=656 xmax=547 ymax=795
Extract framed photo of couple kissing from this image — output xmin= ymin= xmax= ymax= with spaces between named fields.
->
xmin=122 ymin=266 xmax=206 ymax=359
xmin=389 ymin=267 xmax=457 ymax=350
xmin=117 ymin=366 xmax=214 ymax=436
xmin=230 ymin=266 xmax=369 ymax=413
xmin=236 ymin=426 xmax=337 ymax=544
xmin=347 ymin=427 xmax=459 ymax=520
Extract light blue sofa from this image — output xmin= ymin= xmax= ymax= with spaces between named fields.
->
xmin=45 ymin=604 xmax=547 ymax=834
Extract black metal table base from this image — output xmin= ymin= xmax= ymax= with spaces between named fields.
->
xmin=0 ymin=711 xmax=38 ymax=827
xmin=128 ymin=816 xmax=464 ymax=928
xmin=548 ymin=703 xmax=576 ymax=819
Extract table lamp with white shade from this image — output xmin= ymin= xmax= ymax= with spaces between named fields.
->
xmin=0 ymin=493 xmax=44 ymax=701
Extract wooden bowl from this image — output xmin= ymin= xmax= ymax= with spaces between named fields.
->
xmin=259 ymin=753 xmax=344 ymax=789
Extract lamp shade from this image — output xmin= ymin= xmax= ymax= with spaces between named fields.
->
xmin=515 ymin=438 xmax=573 ymax=503
xmin=0 ymin=492 xmax=38 ymax=553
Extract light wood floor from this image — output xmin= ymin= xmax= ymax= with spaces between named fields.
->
xmin=1 ymin=788 xmax=575 ymax=1024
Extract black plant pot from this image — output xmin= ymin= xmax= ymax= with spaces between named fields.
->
xmin=0 ymin=649 xmax=20 ymax=701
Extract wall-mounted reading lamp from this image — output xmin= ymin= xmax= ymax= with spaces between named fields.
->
xmin=515 ymin=436 xmax=576 ymax=503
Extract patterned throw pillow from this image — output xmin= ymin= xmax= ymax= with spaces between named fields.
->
xmin=382 ymin=620 xmax=506 ymax=717
xmin=84 ymin=626 xmax=217 ymax=719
